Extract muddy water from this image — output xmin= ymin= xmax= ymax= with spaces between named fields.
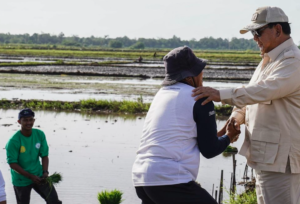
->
xmin=0 ymin=77 xmax=246 ymax=102
xmin=0 ymin=110 xmax=248 ymax=204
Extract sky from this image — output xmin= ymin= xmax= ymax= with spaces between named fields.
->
xmin=1 ymin=0 xmax=300 ymax=44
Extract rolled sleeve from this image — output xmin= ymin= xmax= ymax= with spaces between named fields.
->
xmin=6 ymin=140 xmax=19 ymax=164
xmin=219 ymin=88 xmax=234 ymax=104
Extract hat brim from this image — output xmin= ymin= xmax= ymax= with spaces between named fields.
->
xmin=161 ymin=58 xmax=206 ymax=86
xmin=240 ymin=22 xmax=268 ymax=34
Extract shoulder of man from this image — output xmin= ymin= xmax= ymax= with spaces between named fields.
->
xmin=32 ymin=128 xmax=46 ymax=139
xmin=6 ymin=131 xmax=22 ymax=148
xmin=282 ymin=45 xmax=300 ymax=61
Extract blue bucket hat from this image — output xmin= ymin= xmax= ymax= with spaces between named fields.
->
xmin=162 ymin=46 xmax=206 ymax=86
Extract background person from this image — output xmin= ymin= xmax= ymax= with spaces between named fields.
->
xmin=0 ymin=169 xmax=6 ymax=204
xmin=132 ymin=46 xmax=240 ymax=204
xmin=192 ymin=6 xmax=300 ymax=204
xmin=6 ymin=108 xmax=62 ymax=204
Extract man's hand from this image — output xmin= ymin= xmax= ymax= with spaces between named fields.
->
xmin=225 ymin=118 xmax=241 ymax=143
xmin=192 ymin=87 xmax=221 ymax=105
xmin=42 ymin=172 xmax=49 ymax=179
xmin=217 ymin=119 xmax=230 ymax=137
xmin=29 ymin=174 xmax=41 ymax=184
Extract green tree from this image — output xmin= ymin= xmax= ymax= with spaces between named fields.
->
xmin=131 ymin=42 xmax=145 ymax=49
xmin=109 ymin=40 xmax=123 ymax=48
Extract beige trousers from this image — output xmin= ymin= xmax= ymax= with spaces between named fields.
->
xmin=255 ymin=162 xmax=300 ymax=204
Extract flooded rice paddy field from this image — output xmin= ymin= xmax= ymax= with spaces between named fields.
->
xmin=0 ymin=65 xmax=254 ymax=80
xmin=0 ymin=110 xmax=248 ymax=204
xmin=0 ymin=74 xmax=247 ymax=102
xmin=0 ymin=56 xmax=257 ymax=80
xmin=0 ymin=57 xmax=252 ymax=203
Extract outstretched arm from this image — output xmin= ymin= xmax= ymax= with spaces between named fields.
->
xmin=193 ymin=98 xmax=240 ymax=159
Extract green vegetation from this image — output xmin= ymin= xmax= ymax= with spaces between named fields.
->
xmin=225 ymin=190 xmax=257 ymax=204
xmin=131 ymin=42 xmax=145 ymax=49
xmin=0 ymin=99 xmax=233 ymax=115
xmin=0 ymin=99 xmax=150 ymax=114
xmin=0 ymin=48 xmax=261 ymax=62
xmin=224 ymin=145 xmax=238 ymax=153
xmin=0 ymin=33 xmax=260 ymax=50
xmin=42 ymin=172 xmax=62 ymax=200
xmin=97 ymin=189 xmax=123 ymax=204
xmin=43 ymin=172 xmax=62 ymax=186
xmin=215 ymin=104 xmax=233 ymax=116
xmin=109 ymin=40 xmax=123 ymax=48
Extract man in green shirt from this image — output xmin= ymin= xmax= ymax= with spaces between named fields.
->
xmin=6 ymin=108 xmax=62 ymax=204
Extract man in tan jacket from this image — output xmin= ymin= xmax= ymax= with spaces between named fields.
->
xmin=192 ymin=6 xmax=300 ymax=204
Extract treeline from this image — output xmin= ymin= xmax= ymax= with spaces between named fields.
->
xmin=0 ymin=33 xmax=260 ymax=50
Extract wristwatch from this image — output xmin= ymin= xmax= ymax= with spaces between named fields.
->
xmin=43 ymin=170 xmax=49 ymax=174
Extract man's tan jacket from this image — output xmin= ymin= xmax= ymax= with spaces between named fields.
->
xmin=220 ymin=38 xmax=300 ymax=173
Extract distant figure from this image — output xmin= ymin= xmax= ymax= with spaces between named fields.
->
xmin=153 ymin=52 xmax=157 ymax=58
xmin=6 ymin=108 xmax=62 ymax=204
xmin=138 ymin=56 xmax=143 ymax=63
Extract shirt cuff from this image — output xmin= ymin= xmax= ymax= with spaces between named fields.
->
xmin=220 ymin=134 xmax=230 ymax=145
xmin=219 ymin=88 xmax=234 ymax=105
xmin=230 ymin=111 xmax=245 ymax=124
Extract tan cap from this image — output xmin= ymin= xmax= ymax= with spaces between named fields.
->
xmin=240 ymin=6 xmax=289 ymax=34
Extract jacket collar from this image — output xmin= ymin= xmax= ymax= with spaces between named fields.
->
xmin=265 ymin=38 xmax=294 ymax=62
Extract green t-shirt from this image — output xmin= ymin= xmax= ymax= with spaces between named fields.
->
xmin=6 ymin=128 xmax=49 ymax=186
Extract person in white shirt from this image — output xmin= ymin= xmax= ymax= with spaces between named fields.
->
xmin=132 ymin=46 xmax=240 ymax=204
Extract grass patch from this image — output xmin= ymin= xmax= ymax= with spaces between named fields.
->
xmin=225 ymin=190 xmax=257 ymax=204
xmin=224 ymin=145 xmax=238 ymax=153
xmin=0 ymin=98 xmax=233 ymax=115
xmin=215 ymin=104 xmax=233 ymax=116
xmin=97 ymin=189 xmax=123 ymax=204
xmin=0 ymin=48 xmax=261 ymax=63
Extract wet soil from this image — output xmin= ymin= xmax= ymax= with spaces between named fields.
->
xmin=0 ymin=65 xmax=255 ymax=80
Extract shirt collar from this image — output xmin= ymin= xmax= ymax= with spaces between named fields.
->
xmin=265 ymin=38 xmax=295 ymax=62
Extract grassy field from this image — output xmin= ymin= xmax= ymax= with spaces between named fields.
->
xmin=0 ymin=99 xmax=233 ymax=115
xmin=0 ymin=47 xmax=262 ymax=63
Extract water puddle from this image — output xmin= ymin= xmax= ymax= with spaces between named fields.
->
xmin=0 ymin=109 xmax=247 ymax=204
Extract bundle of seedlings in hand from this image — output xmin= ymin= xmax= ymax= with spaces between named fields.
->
xmin=97 ymin=189 xmax=123 ymax=204
xmin=45 ymin=172 xmax=62 ymax=186
xmin=41 ymin=172 xmax=62 ymax=200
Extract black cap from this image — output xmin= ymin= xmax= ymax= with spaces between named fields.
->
xmin=18 ymin=108 xmax=35 ymax=120
xmin=162 ymin=46 xmax=206 ymax=86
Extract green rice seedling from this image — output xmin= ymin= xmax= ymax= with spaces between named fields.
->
xmin=224 ymin=189 xmax=257 ymax=204
xmin=224 ymin=145 xmax=238 ymax=153
xmin=44 ymin=172 xmax=62 ymax=186
xmin=97 ymin=189 xmax=123 ymax=204
xmin=41 ymin=172 xmax=62 ymax=200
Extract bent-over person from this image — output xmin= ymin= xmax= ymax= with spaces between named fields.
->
xmin=132 ymin=46 xmax=240 ymax=204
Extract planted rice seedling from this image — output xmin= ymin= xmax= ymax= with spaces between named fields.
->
xmin=225 ymin=190 xmax=257 ymax=204
xmin=97 ymin=189 xmax=123 ymax=204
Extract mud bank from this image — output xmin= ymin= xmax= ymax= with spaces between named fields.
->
xmin=0 ymin=65 xmax=255 ymax=80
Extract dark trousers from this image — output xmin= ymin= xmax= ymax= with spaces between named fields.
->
xmin=13 ymin=183 xmax=62 ymax=204
xmin=135 ymin=181 xmax=217 ymax=204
